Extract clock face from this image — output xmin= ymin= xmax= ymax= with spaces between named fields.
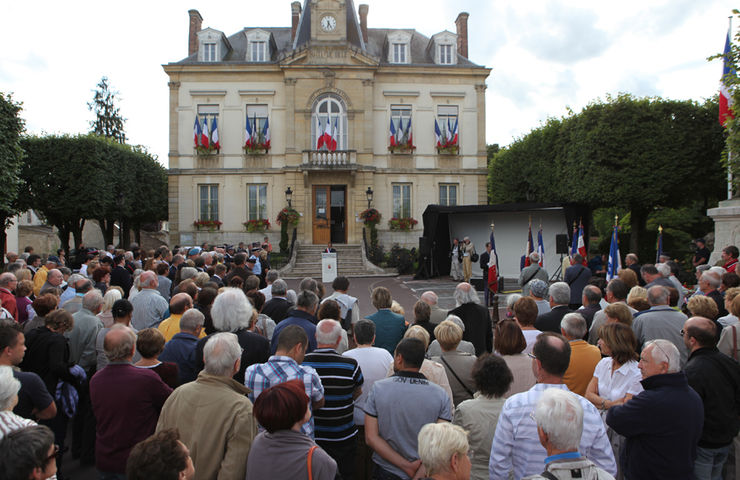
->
xmin=321 ymin=15 xmax=336 ymax=32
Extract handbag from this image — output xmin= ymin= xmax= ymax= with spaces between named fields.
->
xmin=440 ymin=355 xmax=474 ymax=397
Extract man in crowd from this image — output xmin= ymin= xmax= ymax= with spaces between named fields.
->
xmin=210 ymin=263 xmax=227 ymax=289
xmin=90 ymin=325 xmax=172 ymax=478
xmin=33 ymin=256 xmax=59 ymax=296
xmin=535 ymin=282 xmax=572 ymax=334
xmin=632 ymin=286 xmax=689 ymax=366
xmin=261 ymin=278 xmax=293 ymax=323
xmin=126 ymin=429 xmax=195 ymax=480
xmin=564 ymin=254 xmax=590 ymax=309
xmin=244 ymin=325 xmax=324 ymax=438
xmin=130 ymin=271 xmax=169 ymax=331
xmin=364 ymin=338 xmax=452 ymax=480
xmin=258 ymin=270 xmax=278 ymax=302
xmin=524 ymin=388 xmax=616 ymax=480
xmin=624 ymin=253 xmax=643 ymax=285
xmin=697 ymin=271 xmax=728 ymax=319
xmin=588 ymin=279 xmax=634 ymax=345
xmin=683 ymin=316 xmax=740 ymax=478
xmin=322 ymin=276 xmax=359 ymax=329
xmin=0 ymin=425 xmax=58 ymax=480
xmin=723 ymin=246 xmax=739 ymax=273
xmin=110 ymin=254 xmax=133 ymax=298
xmin=159 ymin=308 xmax=204 ymax=384
xmin=520 ymin=252 xmax=548 ymax=297
xmin=561 ymin=313 xmax=601 ymax=396
xmin=578 ymin=285 xmax=602 ymax=331
xmin=607 ymin=340 xmax=703 ymax=479
xmin=270 ymin=290 xmax=319 ymax=355
xmin=641 ymin=264 xmax=672 ymax=290
xmin=40 ymin=268 xmax=64 ymax=294
xmin=157 ymin=293 xmax=195 ymax=342
xmin=420 ymin=291 xmax=449 ymax=325
xmin=489 ymin=333 xmax=616 ymax=480
xmin=303 ymin=320 xmax=364 ymax=479
xmin=155 ymin=262 xmax=172 ymax=301
xmin=448 ymin=282 xmax=492 ymax=356
xmin=157 ymin=332 xmax=257 ymax=479
xmin=224 ymin=252 xmax=252 ymax=285
xmin=529 ymin=279 xmax=551 ymax=315
xmin=693 ymin=238 xmax=711 ymax=268
xmin=0 ymin=273 xmax=18 ymax=321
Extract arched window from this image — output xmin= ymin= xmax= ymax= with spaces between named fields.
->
xmin=311 ymin=95 xmax=348 ymax=151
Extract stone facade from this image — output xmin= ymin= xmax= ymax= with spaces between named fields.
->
xmin=164 ymin=0 xmax=491 ymax=249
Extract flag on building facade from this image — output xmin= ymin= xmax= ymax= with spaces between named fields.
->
xmin=434 ymin=119 xmax=443 ymax=147
xmin=328 ymin=117 xmax=339 ymax=151
xmin=405 ymin=117 xmax=413 ymax=147
xmin=450 ymin=118 xmax=459 ymax=146
xmin=193 ymin=116 xmax=201 ymax=147
xmin=721 ymin=26 xmax=735 ymax=126
xmin=488 ymin=229 xmax=499 ymax=294
xmin=262 ymin=117 xmax=270 ymax=149
xmin=389 ymin=117 xmax=397 ymax=146
xmin=537 ymin=226 xmax=545 ymax=268
xmin=606 ymin=222 xmax=621 ymax=281
xmin=200 ymin=117 xmax=210 ymax=149
xmin=211 ymin=117 xmax=220 ymax=151
xmin=245 ymin=115 xmax=254 ymax=147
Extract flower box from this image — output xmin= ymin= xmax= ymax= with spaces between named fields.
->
xmin=436 ymin=145 xmax=459 ymax=155
xmin=195 ymin=145 xmax=220 ymax=156
xmin=193 ymin=220 xmax=222 ymax=231
xmin=243 ymin=219 xmax=271 ymax=232
xmin=388 ymin=217 xmax=418 ymax=231
xmin=388 ymin=144 xmax=416 ymax=155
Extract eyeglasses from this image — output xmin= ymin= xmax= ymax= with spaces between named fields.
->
xmin=680 ymin=329 xmax=685 ymax=336
xmin=46 ymin=444 xmax=60 ymax=463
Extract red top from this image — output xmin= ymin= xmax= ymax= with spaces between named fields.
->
xmin=724 ymin=259 xmax=738 ymax=273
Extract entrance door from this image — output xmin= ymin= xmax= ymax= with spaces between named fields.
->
xmin=312 ymin=185 xmax=346 ymax=245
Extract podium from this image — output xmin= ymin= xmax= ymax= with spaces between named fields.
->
xmin=321 ymin=253 xmax=337 ymax=283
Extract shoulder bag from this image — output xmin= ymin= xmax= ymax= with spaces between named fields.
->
xmin=440 ymin=355 xmax=474 ymax=397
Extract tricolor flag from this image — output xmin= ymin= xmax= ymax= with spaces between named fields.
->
xmin=200 ymin=117 xmax=210 ymax=149
xmin=570 ymin=223 xmax=578 ymax=257
xmin=446 ymin=118 xmax=453 ymax=146
xmin=537 ymin=226 xmax=545 ymax=268
xmin=655 ymin=226 xmax=663 ymax=263
xmin=317 ymin=116 xmax=332 ymax=149
xmin=211 ymin=117 xmax=220 ymax=151
xmin=524 ymin=222 xmax=534 ymax=267
xmin=245 ymin=116 xmax=254 ymax=147
xmin=450 ymin=118 xmax=459 ymax=146
xmin=193 ymin=116 xmax=201 ymax=147
xmin=405 ymin=117 xmax=413 ymax=147
xmin=606 ymin=223 xmax=621 ymax=282
xmin=488 ymin=229 xmax=499 ymax=294
xmin=262 ymin=117 xmax=270 ymax=149
xmin=721 ymin=26 xmax=735 ymax=126
xmin=389 ymin=117 xmax=397 ymax=147
xmin=434 ymin=119 xmax=443 ymax=147
xmin=577 ymin=223 xmax=587 ymax=261
xmin=328 ymin=117 xmax=339 ymax=151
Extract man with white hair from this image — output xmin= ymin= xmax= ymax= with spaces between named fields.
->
xmin=420 ymin=291 xmax=448 ymax=325
xmin=159 ymin=308 xmax=205 ymax=384
xmin=632 ymin=286 xmax=689 ymax=366
xmin=303 ymin=320 xmax=364 ymax=479
xmin=520 ymin=253 xmax=549 ymax=297
xmin=641 ymin=264 xmax=673 ymax=290
xmin=130 ymin=271 xmax=169 ymax=331
xmin=157 ymin=332 xmax=258 ymax=479
xmin=261 ymin=278 xmax=293 ymax=323
xmin=698 ymin=271 xmax=728 ymax=319
xmin=529 ymin=279 xmax=551 ymax=315
xmin=59 ymin=273 xmax=85 ymax=308
xmin=524 ymin=388 xmax=615 ymax=479
xmin=606 ymin=339 xmax=703 ymax=479
xmin=259 ymin=269 xmax=279 ymax=302
xmin=448 ymin=282 xmax=492 ymax=356
xmin=535 ymin=282 xmax=573 ymax=334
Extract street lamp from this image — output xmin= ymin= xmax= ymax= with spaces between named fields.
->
xmin=285 ymin=186 xmax=293 ymax=208
xmin=365 ymin=187 xmax=374 ymax=209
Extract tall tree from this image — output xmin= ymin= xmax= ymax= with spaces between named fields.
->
xmin=88 ymin=76 xmax=126 ymax=143
xmin=0 ymin=93 xmax=25 ymax=266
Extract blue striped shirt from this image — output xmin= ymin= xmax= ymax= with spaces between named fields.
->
xmin=244 ymin=355 xmax=324 ymax=437
xmin=489 ymin=383 xmax=616 ymax=480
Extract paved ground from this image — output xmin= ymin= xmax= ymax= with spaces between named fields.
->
xmin=60 ymin=274 xmax=509 ymax=479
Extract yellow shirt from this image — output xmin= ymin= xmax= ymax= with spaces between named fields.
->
xmin=158 ymin=313 xmax=206 ymax=342
xmin=33 ymin=266 xmax=49 ymax=296
xmin=563 ymin=340 xmax=602 ymax=396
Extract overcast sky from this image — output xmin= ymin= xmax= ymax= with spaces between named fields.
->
xmin=1 ymin=0 xmax=735 ymax=166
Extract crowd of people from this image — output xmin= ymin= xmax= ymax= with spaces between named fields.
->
xmin=0 ymin=240 xmax=739 ymax=480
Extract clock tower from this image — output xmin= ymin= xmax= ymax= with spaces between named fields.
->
xmin=310 ymin=0 xmax=347 ymax=43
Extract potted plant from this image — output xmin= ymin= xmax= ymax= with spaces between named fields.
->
xmin=193 ymin=219 xmax=222 ymax=232
xmin=276 ymin=207 xmax=300 ymax=253
xmin=243 ymin=219 xmax=271 ymax=232
xmin=388 ymin=217 xmax=418 ymax=231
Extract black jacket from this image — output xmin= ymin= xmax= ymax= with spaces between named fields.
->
xmin=20 ymin=326 xmax=78 ymax=395
xmin=110 ymin=265 xmax=133 ymax=298
xmin=535 ymin=305 xmax=572 ymax=333
xmin=195 ymin=329 xmax=269 ymax=384
xmin=685 ymin=347 xmax=740 ymax=448
xmin=262 ymin=297 xmax=294 ymax=324
xmin=447 ymin=303 xmax=492 ymax=356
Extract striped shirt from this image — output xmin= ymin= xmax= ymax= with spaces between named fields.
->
xmin=303 ymin=348 xmax=364 ymax=442
xmin=244 ymin=355 xmax=324 ymax=438
xmin=0 ymin=410 xmax=36 ymax=439
xmin=489 ymin=383 xmax=617 ymax=480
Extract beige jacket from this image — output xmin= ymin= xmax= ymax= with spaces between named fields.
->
xmin=156 ymin=372 xmax=258 ymax=480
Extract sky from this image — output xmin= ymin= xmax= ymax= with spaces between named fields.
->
xmin=1 ymin=0 xmax=736 ymax=166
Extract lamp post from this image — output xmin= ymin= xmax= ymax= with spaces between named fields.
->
xmin=365 ymin=187 xmax=374 ymax=209
xmin=285 ymin=186 xmax=293 ymax=208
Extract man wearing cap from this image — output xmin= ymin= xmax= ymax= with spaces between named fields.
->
xmin=33 ymin=256 xmax=59 ymax=296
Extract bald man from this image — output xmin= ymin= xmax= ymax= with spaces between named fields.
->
xmin=158 ymin=293 xmax=203 ymax=342
xmin=421 ymin=291 xmax=447 ymax=325
xmin=683 ymin=316 xmax=740 ymax=478
xmin=130 ymin=271 xmax=169 ymax=331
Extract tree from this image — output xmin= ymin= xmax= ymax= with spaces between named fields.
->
xmin=88 ymin=76 xmax=126 ymax=143
xmin=489 ymin=94 xmax=725 ymax=253
xmin=0 ymin=93 xmax=25 ymax=266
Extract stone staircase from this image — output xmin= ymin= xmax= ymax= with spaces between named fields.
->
xmin=280 ymin=244 xmax=393 ymax=279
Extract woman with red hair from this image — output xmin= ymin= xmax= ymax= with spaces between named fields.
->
xmin=246 ymin=379 xmax=337 ymax=479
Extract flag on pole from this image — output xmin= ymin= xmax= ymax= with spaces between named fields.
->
xmin=524 ymin=221 xmax=534 ymax=267
xmin=193 ymin=116 xmax=201 ymax=147
xmin=211 ymin=117 xmax=220 ymax=151
xmin=450 ymin=118 xmax=459 ymax=146
xmin=537 ymin=226 xmax=545 ymax=268
xmin=245 ymin=115 xmax=254 ymax=148
xmin=606 ymin=220 xmax=621 ymax=281
xmin=488 ymin=228 xmax=499 ymax=294
xmin=655 ymin=225 xmax=664 ymax=263
xmin=446 ymin=118 xmax=453 ymax=145
xmin=200 ymin=117 xmax=210 ymax=149
xmin=434 ymin=119 xmax=443 ymax=147
xmin=405 ymin=117 xmax=413 ymax=147
xmin=262 ymin=117 xmax=270 ymax=149
xmin=577 ymin=222 xmax=587 ymax=261
xmin=570 ymin=222 xmax=578 ymax=257
xmin=328 ymin=117 xmax=339 ymax=151
xmin=721 ymin=25 xmax=735 ymax=126
xmin=389 ymin=117 xmax=397 ymax=147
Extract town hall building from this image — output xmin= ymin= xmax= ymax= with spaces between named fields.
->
xmin=164 ymin=0 xmax=491 ymax=249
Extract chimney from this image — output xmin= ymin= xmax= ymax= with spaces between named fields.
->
xmin=291 ymin=2 xmax=302 ymax=43
xmin=455 ymin=12 xmax=469 ymax=58
xmin=188 ymin=9 xmax=203 ymax=57
xmin=358 ymin=4 xmax=369 ymax=44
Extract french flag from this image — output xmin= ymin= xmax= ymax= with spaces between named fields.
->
xmin=577 ymin=223 xmax=587 ymax=263
xmin=193 ymin=116 xmax=201 ymax=147
xmin=262 ymin=117 xmax=270 ymax=149
xmin=328 ymin=117 xmax=338 ymax=151
xmin=434 ymin=119 xmax=443 ymax=147
xmin=245 ymin=116 xmax=253 ymax=147
xmin=317 ymin=117 xmax=331 ymax=149
xmin=450 ymin=118 xmax=459 ymax=146
xmin=524 ymin=223 xmax=534 ymax=267
xmin=446 ymin=118 xmax=453 ymax=146
xmin=406 ymin=117 xmax=413 ymax=147
xmin=201 ymin=117 xmax=210 ymax=149
xmin=211 ymin=117 xmax=220 ymax=151
xmin=389 ymin=117 xmax=397 ymax=147
xmin=606 ymin=223 xmax=621 ymax=282
xmin=720 ymin=26 xmax=735 ymax=127
xmin=537 ymin=226 xmax=545 ymax=268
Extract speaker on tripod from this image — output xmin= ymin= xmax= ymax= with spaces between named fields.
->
xmin=556 ymin=234 xmax=569 ymax=254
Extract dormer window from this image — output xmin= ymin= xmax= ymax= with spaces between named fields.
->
xmin=204 ymin=43 xmax=217 ymax=62
xmin=430 ymin=31 xmax=458 ymax=66
xmin=197 ymin=28 xmax=230 ymax=62
xmin=439 ymin=44 xmax=454 ymax=65
xmin=245 ymin=29 xmax=273 ymax=63
xmin=387 ymin=31 xmax=412 ymax=64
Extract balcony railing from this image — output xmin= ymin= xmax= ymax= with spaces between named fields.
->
xmin=302 ymin=150 xmax=357 ymax=168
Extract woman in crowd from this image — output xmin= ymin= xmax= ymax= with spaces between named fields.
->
xmin=719 ymin=287 xmax=740 ymax=327
xmin=493 ymin=318 xmax=536 ymax=396
xmin=134 ymin=328 xmax=179 ymax=389
xmin=246 ymin=379 xmax=337 ymax=480
xmin=453 ymin=354 xmax=513 ymax=480
xmin=618 ymin=268 xmax=638 ymax=290
xmin=246 ymin=290 xmax=275 ymax=342
xmin=0 ymin=366 xmax=36 ymax=436
xmin=418 ymin=422 xmax=472 ymax=480
xmin=603 ymin=303 xmax=634 ymax=327
xmin=92 ymin=266 xmax=110 ymax=295
xmin=14 ymin=280 xmax=34 ymax=326
xmin=195 ymin=287 xmax=218 ymax=335
xmin=718 ymin=295 xmax=740 ymax=360
xmin=427 ymin=315 xmax=476 ymax=357
xmin=627 ymin=286 xmax=650 ymax=312
xmin=585 ymin=322 xmax=642 ymax=478
xmin=97 ymin=288 xmax=122 ymax=328
xmin=413 ymin=300 xmax=436 ymax=343
xmin=23 ymin=294 xmax=58 ymax=333
xmin=687 ymin=295 xmax=719 ymax=321
xmin=431 ymin=320 xmax=476 ymax=406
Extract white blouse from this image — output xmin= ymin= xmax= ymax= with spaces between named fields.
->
xmin=593 ymin=357 xmax=643 ymax=401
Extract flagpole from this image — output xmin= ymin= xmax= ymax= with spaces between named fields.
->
xmin=728 ymin=15 xmax=734 ymax=199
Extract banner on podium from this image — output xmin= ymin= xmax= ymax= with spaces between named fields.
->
xmin=322 ymin=253 xmax=337 ymax=283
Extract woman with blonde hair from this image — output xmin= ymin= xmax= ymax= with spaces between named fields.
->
xmin=417 ymin=422 xmax=471 ymax=480
xmin=627 ymin=286 xmax=650 ymax=312
xmin=98 ymin=288 xmax=123 ymax=328
xmin=431 ymin=320 xmax=476 ymax=406
xmin=718 ymin=295 xmax=740 ymax=361
xmin=687 ymin=295 xmax=719 ymax=320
